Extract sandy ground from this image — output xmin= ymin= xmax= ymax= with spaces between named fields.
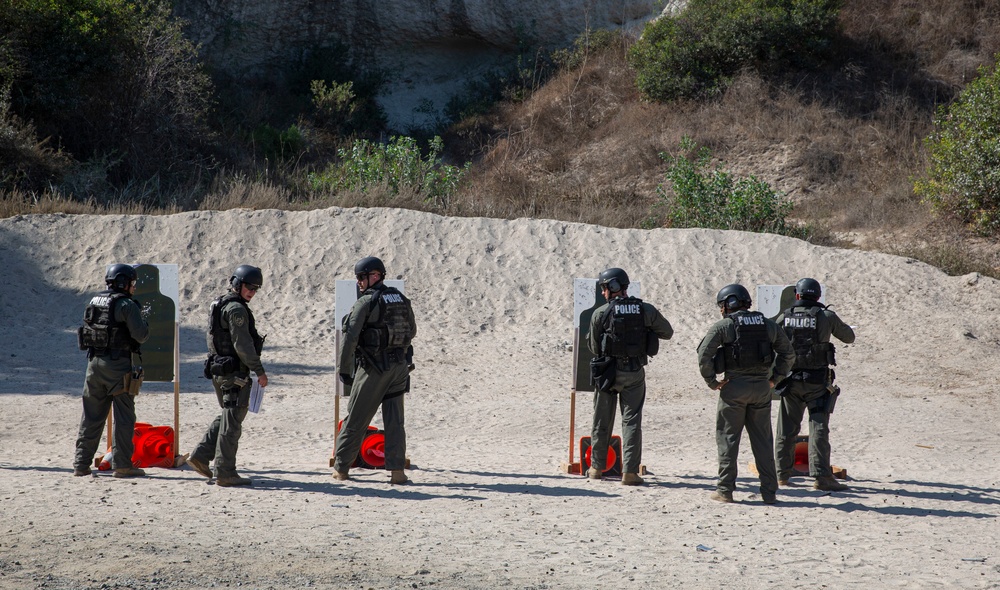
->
xmin=0 ymin=207 xmax=998 ymax=590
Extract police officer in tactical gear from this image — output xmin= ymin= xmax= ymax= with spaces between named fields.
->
xmin=774 ymin=278 xmax=855 ymax=492
xmin=333 ymin=256 xmax=417 ymax=485
xmin=74 ymin=263 xmax=150 ymax=478
xmin=188 ymin=264 xmax=268 ymax=487
xmin=696 ymin=284 xmax=794 ymax=503
xmin=586 ymin=268 xmax=673 ymax=485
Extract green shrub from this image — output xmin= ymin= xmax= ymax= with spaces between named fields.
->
xmin=656 ymin=137 xmax=796 ymax=234
xmin=308 ymin=136 xmax=469 ymax=206
xmin=0 ymin=85 xmax=71 ymax=191
xmin=251 ymin=124 xmax=307 ymax=163
xmin=0 ymin=0 xmax=213 ymax=192
xmin=552 ymin=29 xmax=627 ymax=71
xmin=914 ymin=58 xmax=1000 ymax=236
xmin=629 ymin=0 xmax=841 ymax=101
xmin=288 ymin=45 xmax=387 ymax=137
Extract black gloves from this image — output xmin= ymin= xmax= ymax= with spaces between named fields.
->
xmin=339 ymin=373 xmax=354 ymax=389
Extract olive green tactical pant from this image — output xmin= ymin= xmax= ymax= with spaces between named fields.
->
xmin=775 ymin=381 xmax=833 ymax=479
xmin=591 ymin=367 xmax=645 ymax=474
xmin=716 ymin=376 xmax=777 ymax=497
xmin=74 ymin=354 xmax=137 ymax=471
xmin=333 ymin=362 xmax=409 ymax=473
xmin=190 ymin=376 xmax=251 ymax=478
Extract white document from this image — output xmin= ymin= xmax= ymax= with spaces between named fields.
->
xmin=248 ymin=373 xmax=264 ymax=413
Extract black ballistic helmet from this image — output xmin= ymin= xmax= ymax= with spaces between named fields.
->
xmin=795 ymin=277 xmax=822 ymax=301
xmin=716 ymin=283 xmax=752 ymax=311
xmin=230 ymin=264 xmax=263 ymax=291
xmin=354 ymin=256 xmax=386 ymax=277
xmin=598 ymin=267 xmax=630 ymax=293
xmin=105 ymin=264 xmax=138 ymax=292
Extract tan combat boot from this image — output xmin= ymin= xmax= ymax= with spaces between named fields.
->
xmin=216 ymin=474 xmax=252 ymax=487
xmin=813 ymin=475 xmax=848 ymax=491
xmin=710 ymin=490 xmax=734 ymax=503
xmin=586 ymin=467 xmax=602 ymax=480
xmin=186 ymin=456 xmax=213 ymax=479
xmin=389 ymin=470 xmax=409 ymax=485
xmin=332 ymin=470 xmax=350 ymax=480
xmin=112 ymin=467 xmax=146 ymax=478
xmin=621 ymin=473 xmax=644 ymax=486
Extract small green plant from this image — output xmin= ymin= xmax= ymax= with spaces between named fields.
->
xmin=251 ymin=124 xmax=306 ymax=163
xmin=656 ymin=137 xmax=796 ymax=235
xmin=629 ymin=0 xmax=841 ymax=101
xmin=552 ymin=29 xmax=626 ymax=71
xmin=307 ymin=136 xmax=469 ymax=206
xmin=915 ymin=57 xmax=1000 ymax=236
xmin=311 ymin=80 xmax=356 ymax=118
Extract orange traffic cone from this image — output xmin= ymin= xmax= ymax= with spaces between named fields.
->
xmin=579 ymin=436 xmax=623 ymax=477
xmin=131 ymin=423 xmax=176 ymax=468
xmin=332 ymin=421 xmax=385 ymax=469
xmin=95 ymin=423 xmax=176 ymax=470
xmin=358 ymin=431 xmax=386 ymax=469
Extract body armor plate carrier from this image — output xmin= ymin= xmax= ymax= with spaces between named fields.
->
xmin=78 ymin=291 xmax=135 ymax=357
xmin=209 ymin=293 xmax=264 ymax=360
xmin=360 ymin=286 xmax=414 ymax=358
xmin=599 ymin=296 xmax=650 ymax=364
xmin=717 ymin=311 xmax=773 ymax=374
xmin=782 ymin=304 xmax=835 ymax=370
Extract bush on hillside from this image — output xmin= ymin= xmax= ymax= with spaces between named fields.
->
xmin=655 ymin=137 xmax=795 ymax=235
xmin=0 ymin=85 xmax=71 ymax=192
xmin=551 ymin=29 xmax=628 ymax=71
xmin=0 ymin=0 xmax=214 ymax=194
xmin=915 ymin=58 xmax=1000 ymax=236
xmin=307 ymin=136 xmax=470 ymax=207
xmin=629 ymin=0 xmax=841 ymax=101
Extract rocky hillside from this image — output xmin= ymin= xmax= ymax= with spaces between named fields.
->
xmin=172 ymin=0 xmax=665 ymax=128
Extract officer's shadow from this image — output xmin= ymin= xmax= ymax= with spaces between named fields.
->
xmin=246 ymin=467 xmax=623 ymax=500
xmin=766 ymin=477 xmax=999 ymax=517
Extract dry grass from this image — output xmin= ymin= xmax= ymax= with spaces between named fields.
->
xmin=0 ymin=188 xmax=178 ymax=217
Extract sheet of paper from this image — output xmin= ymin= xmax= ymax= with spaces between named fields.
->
xmin=249 ymin=373 xmax=264 ymax=413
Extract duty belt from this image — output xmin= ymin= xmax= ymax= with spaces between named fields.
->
xmin=789 ymin=369 xmax=827 ymax=384
xmin=614 ymin=357 xmax=642 ymax=372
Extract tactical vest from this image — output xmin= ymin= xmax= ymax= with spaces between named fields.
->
xmin=78 ymin=290 xmax=136 ymax=356
xmin=782 ymin=304 xmax=835 ymax=370
xmin=599 ymin=296 xmax=649 ymax=362
xmin=209 ymin=293 xmax=264 ymax=358
xmin=359 ymin=285 xmax=414 ymax=355
xmin=718 ymin=311 xmax=773 ymax=373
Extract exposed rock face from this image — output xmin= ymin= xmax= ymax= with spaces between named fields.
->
xmin=172 ymin=0 xmax=662 ymax=129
